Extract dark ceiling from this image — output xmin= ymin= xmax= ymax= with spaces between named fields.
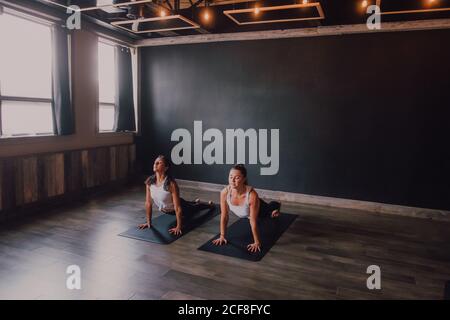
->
xmin=36 ymin=0 xmax=450 ymax=39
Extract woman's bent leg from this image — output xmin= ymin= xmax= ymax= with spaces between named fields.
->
xmin=180 ymin=198 xmax=214 ymax=217
xmin=258 ymin=199 xmax=281 ymax=218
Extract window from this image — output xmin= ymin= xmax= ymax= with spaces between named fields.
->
xmin=0 ymin=11 xmax=54 ymax=137
xmin=98 ymin=40 xmax=116 ymax=132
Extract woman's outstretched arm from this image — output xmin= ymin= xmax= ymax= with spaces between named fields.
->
xmin=168 ymin=181 xmax=183 ymax=236
xmin=139 ymin=184 xmax=153 ymax=229
xmin=247 ymin=190 xmax=261 ymax=253
xmin=212 ymin=188 xmax=229 ymax=245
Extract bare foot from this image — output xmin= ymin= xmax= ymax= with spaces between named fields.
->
xmin=195 ymin=198 xmax=214 ymax=206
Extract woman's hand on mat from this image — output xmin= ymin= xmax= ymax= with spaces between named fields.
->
xmin=212 ymin=236 xmax=227 ymax=246
xmin=138 ymin=222 xmax=151 ymax=229
xmin=169 ymin=226 xmax=183 ymax=236
xmin=247 ymin=242 xmax=261 ymax=253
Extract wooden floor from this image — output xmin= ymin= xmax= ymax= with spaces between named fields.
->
xmin=0 ymin=184 xmax=449 ymax=300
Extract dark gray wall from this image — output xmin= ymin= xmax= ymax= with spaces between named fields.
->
xmin=138 ymin=29 xmax=450 ymax=210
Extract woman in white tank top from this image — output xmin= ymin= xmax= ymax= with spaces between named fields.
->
xmin=138 ymin=155 xmax=213 ymax=236
xmin=212 ymin=164 xmax=281 ymax=253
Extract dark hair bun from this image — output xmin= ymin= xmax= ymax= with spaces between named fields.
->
xmin=232 ymin=164 xmax=247 ymax=178
xmin=157 ymin=155 xmax=171 ymax=168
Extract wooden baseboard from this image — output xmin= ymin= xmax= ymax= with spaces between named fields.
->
xmin=176 ymin=179 xmax=450 ymax=222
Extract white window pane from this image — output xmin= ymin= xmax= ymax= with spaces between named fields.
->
xmin=99 ymin=105 xmax=115 ymax=132
xmin=98 ymin=42 xmax=116 ymax=103
xmin=0 ymin=14 xmax=52 ymax=99
xmin=2 ymin=101 xmax=54 ymax=136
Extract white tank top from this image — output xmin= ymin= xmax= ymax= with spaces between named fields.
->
xmin=149 ymin=178 xmax=175 ymax=212
xmin=226 ymin=186 xmax=252 ymax=219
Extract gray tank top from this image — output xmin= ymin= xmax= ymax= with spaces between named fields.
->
xmin=226 ymin=186 xmax=252 ymax=219
xmin=149 ymin=178 xmax=175 ymax=212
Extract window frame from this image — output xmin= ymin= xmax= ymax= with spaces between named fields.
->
xmin=0 ymin=8 xmax=55 ymax=138
xmin=97 ymin=38 xmax=117 ymax=133
xmin=97 ymin=37 xmax=138 ymax=135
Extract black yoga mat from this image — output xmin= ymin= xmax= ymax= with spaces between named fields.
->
xmin=119 ymin=205 xmax=219 ymax=244
xmin=198 ymin=213 xmax=297 ymax=261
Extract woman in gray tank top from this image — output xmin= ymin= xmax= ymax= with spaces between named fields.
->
xmin=138 ymin=155 xmax=213 ymax=236
xmin=212 ymin=164 xmax=281 ymax=253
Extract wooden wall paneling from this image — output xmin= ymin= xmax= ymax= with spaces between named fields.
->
xmin=45 ymin=154 xmax=54 ymax=197
xmin=118 ymin=145 xmax=129 ymax=179
xmin=110 ymin=146 xmax=117 ymax=181
xmin=1 ymin=158 xmax=17 ymax=211
xmin=44 ymin=154 xmax=57 ymax=198
xmin=81 ymin=150 xmax=95 ymax=188
xmin=72 ymin=150 xmax=83 ymax=192
xmin=81 ymin=150 xmax=89 ymax=189
xmin=123 ymin=145 xmax=130 ymax=179
xmin=64 ymin=152 xmax=70 ymax=195
xmin=89 ymin=149 xmax=95 ymax=187
xmin=37 ymin=155 xmax=47 ymax=201
xmin=22 ymin=157 xmax=38 ymax=204
xmin=14 ymin=158 xmax=24 ymax=207
xmin=99 ymin=148 xmax=106 ymax=185
xmin=117 ymin=146 xmax=123 ymax=179
xmin=129 ymin=144 xmax=136 ymax=175
xmin=54 ymin=153 xmax=65 ymax=196
xmin=93 ymin=147 xmax=110 ymax=186
xmin=0 ymin=160 xmax=3 ymax=211
xmin=0 ymin=144 xmax=135 ymax=216
xmin=103 ymin=147 xmax=111 ymax=185
xmin=65 ymin=150 xmax=82 ymax=193
xmin=91 ymin=148 xmax=98 ymax=187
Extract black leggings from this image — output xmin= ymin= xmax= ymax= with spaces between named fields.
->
xmin=258 ymin=199 xmax=281 ymax=218
xmin=165 ymin=198 xmax=212 ymax=217
xmin=165 ymin=198 xmax=279 ymax=218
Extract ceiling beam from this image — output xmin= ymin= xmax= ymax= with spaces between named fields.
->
xmin=165 ymin=0 xmax=174 ymax=11
xmin=174 ymin=0 xmax=181 ymax=11
xmin=144 ymin=2 xmax=171 ymax=14
xmin=209 ymin=0 xmax=259 ymax=6
xmin=190 ymin=0 xmax=204 ymax=8
xmin=166 ymin=0 xmax=259 ymax=10
xmin=136 ymin=18 xmax=450 ymax=47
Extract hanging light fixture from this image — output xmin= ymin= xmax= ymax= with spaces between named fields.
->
xmin=203 ymin=0 xmax=212 ymax=22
